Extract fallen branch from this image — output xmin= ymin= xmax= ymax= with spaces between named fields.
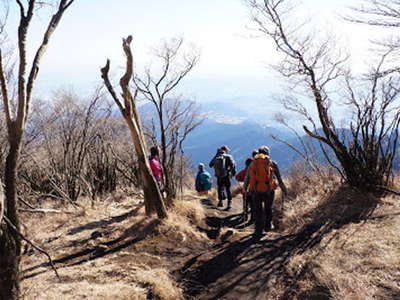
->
xmin=377 ymin=185 xmax=400 ymax=196
xmin=0 ymin=194 xmax=3 ymax=225
xmin=18 ymin=195 xmax=36 ymax=209
xmin=38 ymin=193 xmax=64 ymax=200
xmin=18 ymin=208 xmax=71 ymax=214
xmin=3 ymin=215 xmax=61 ymax=281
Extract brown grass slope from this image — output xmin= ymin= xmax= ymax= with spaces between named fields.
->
xmin=280 ymin=173 xmax=400 ymax=300
xmin=20 ymin=192 xmax=210 ymax=300
xmin=178 ymin=172 xmax=400 ymax=300
xmin=20 ymin=173 xmax=400 ymax=300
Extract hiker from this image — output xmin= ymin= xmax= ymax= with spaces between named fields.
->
xmin=195 ymin=163 xmax=212 ymax=196
xmin=209 ymin=145 xmax=236 ymax=209
xmin=149 ymin=146 xmax=164 ymax=190
xmin=244 ymin=146 xmax=287 ymax=238
xmin=236 ymin=158 xmax=254 ymax=222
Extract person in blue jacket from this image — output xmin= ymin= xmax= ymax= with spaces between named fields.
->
xmin=195 ymin=163 xmax=212 ymax=196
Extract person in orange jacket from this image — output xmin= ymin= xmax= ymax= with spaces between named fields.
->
xmin=244 ymin=146 xmax=287 ymax=238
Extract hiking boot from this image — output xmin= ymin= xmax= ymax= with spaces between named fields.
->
xmin=227 ymin=201 xmax=232 ymax=210
xmin=252 ymin=231 xmax=263 ymax=241
xmin=264 ymin=222 xmax=274 ymax=232
xmin=217 ymin=200 xmax=223 ymax=207
xmin=243 ymin=213 xmax=248 ymax=222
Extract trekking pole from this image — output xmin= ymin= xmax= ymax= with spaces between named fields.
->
xmin=179 ymin=142 xmax=184 ymax=201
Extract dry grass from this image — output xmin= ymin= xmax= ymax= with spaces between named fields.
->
xmin=231 ymin=184 xmax=243 ymax=198
xmin=18 ymin=170 xmax=400 ymax=299
xmin=278 ymin=164 xmax=341 ymax=233
xmin=20 ymin=192 xmax=208 ymax=300
xmin=280 ymin=167 xmax=400 ymax=299
xmin=155 ymin=198 xmax=208 ymax=244
xmin=286 ymin=197 xmax=400 ymax=299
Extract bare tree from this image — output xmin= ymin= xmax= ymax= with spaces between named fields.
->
xmin=101 ymin=36 xmax=167 ymax=218
xmin=247 ymin=0 xmax=400 ymax=194
xmin=0 ymin=1 xmax=75 ymax=298
xmin=272 ymin=112 xmax=321 ymax=174
xmin=347 ymin=0 xmax=400 ymax=73
xmin=134 ymin=37 xmax=202 ymax=202
xmin=348 ymin=0 xmax=400 ymax=28
xmin=0 ymin=184 xmax=3 ymax=228
xmin=18 ymin=89 xmax=117 ymax=202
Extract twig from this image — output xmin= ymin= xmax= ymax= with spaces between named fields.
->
xmin=0 ymin=189 xmax=3 ymax=225
xmin=377 ymin=185 xmax=400 ymax=196
xmin=18 ymin=195 xmax=36 ymax=209
xmin=18 ymin=208 xmax=71 ymax=214
xmin=3 ymin=215 xmax=61 ymax=281
xmin=38 ymin=193 xmax=64 ymax=200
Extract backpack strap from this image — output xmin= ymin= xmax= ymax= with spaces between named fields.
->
xmin=264 ymin=158 xmax=273 ymax=191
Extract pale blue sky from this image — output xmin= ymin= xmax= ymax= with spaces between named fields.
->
xmin=2 ymin=0 xmax=389 ymax=111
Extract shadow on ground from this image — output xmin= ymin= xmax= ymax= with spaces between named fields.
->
xmin=21 ymin=204 xmax=158 ymax=280
xmin=198 ymin=198 xmax=248 ymax=240
xmin=178 ymin=186 xmax=378 ymax=300
xmin=67 ymin=204 xmax=144 ymax=236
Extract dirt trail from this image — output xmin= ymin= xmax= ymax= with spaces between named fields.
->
xmin=20 ymin=187 xmax=379 ymax=299
xmin=175 ymin=194 xmax=294 ymax=300
xmin=176 ymin=192 xmax=357 ymax=300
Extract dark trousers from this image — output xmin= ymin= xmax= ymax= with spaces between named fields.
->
xmin=217 ymin=176 xmax=232 ymax=202
xmin=243 ymin=192 xmax=255 ymax=221
xmin=253 ymin=191 xmax=275 ymax=235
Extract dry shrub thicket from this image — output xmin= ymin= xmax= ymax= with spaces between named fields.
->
xmin=0 ymin=88 xmax=193 ymax=206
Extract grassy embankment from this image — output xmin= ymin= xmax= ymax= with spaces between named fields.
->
xmin=20 ymin=169 xmax=400 ymax=299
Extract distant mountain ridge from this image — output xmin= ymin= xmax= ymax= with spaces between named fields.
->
xmin=139 ymin=100 xmax=354 ymax=173
xmin=183 ymin=118 xmax=299 ymax=172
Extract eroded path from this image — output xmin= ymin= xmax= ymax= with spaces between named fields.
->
xmin=177 ymin=189 xmax=375 ymax=300
xmin=175 ymin=194 xmax=296 ymax=300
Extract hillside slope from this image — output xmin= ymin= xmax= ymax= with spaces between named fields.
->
xmin=20 ymin=180 xmax=400 ymax=299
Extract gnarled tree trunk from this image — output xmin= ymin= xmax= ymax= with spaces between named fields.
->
xmin=101 ymin=36 xmax=167 ymax=218
xmin=0 ymin=1 xmax=76 ymax=298
xmin=0 ymin=136 xmax=22 ymax=300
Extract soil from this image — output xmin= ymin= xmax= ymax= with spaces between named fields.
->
xmin=174 ymin=194 xmax=302 ymax=300
xmin=175 ymin=186 xmax=381 ymax=300
xmin=20 ymin=190 xmax=354 ymax=299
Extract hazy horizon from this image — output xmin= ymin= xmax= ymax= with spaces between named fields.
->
xmin=1 ymin=0 xmax=392 ymax=125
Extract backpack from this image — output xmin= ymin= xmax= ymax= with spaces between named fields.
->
xmin=235 ymin=168 xmax=247 ymax=182
xmin=248 ymin=154 xmax=277 ymax=192
xmin=199 ymin=172 xmax=212 ymax=190
xmin=213 ymin=154 xmax=227 ymax=178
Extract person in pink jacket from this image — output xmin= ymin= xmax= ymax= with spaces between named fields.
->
xmin=149 ymin=146 xmax=163 ymax=189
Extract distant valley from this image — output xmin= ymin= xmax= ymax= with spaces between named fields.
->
xmin=141 ymin=100 xmax=336 ymax=173
xmin=183 ymin=117 xmax=310 ymax=173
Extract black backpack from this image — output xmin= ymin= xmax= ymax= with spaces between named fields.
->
xmin=214 ymin=154 xmax=227 ymax=178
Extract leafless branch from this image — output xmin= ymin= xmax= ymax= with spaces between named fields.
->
xmin=4 ymin=215 xmax=61 ymax=281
